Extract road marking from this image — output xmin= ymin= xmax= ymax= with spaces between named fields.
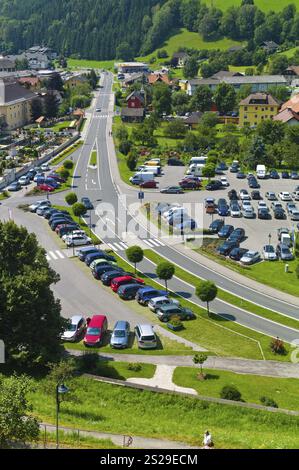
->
xmin=119 ymin=242 xmax=128 ymax=249
xmin=113 ymin=242 xmax=124 ymax=251
xmin=142 ymin=239 xmax=155 ymax=247
xmin=46 ymin=254 xmax=51 ymax=261
xmin=56 ymin=250 xmax=65 ymax=259
xmin=154 ymin=239 xmax=166 ymax=246
xmin=48 ymin=251 xmax=58 ymax=260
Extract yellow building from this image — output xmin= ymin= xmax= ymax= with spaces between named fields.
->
xmin=239 ymin=93 xmax=280 ymax=127
xmin=0 ymin=76 xmax=36 ymax=130
xmin=64 ymin=74 xmax=88 ymax=89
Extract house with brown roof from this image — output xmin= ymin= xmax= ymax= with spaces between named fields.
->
xmin=273 ymin=107 xmax=299 ymax=125
xmin=148 ymin=73 xmax=171 ymax=86
xmin=121 ymin=107 xmax=145 ymax=123
xmin=126 ymin=90 xmax=145 ymax=109
xmin=18 ymin=76 xmax=41 ymax=90
xmin=184 ymin=111 xmax=203 ymax=129
xmin=239 ymin=93 xmax=280 ymax=127
xmin=0 ymin=75 xmax=36 ymax=130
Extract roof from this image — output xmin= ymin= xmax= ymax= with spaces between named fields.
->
xmin=148 ymin=73 xmax=170 ymax=85
xmin=239 ymin=93 xmax=280 ymax=106
xmin=261 ymin=41 xmax=279 ymax=49
xmin=172 ymin=52 xmax=189 ymax=59
xmin=273 ymin=108 xmax=299 ymax=123
xmin=18 ymin=76 xmax=39 ymax=87
xmin=281 ymin=94 xmax=299 ymax=114
xmin=123 ymin=72 xmax=145 ymax=84
xmin=0 ymin=58 xmax=15 ymax=68
xmin=0 ymin=76 xmax=36 ymax=105
xmin=184 ymin=111 xmax=203 ymax=125
xmin=126 ymin=90 xmax=145 ymax=104
xmin=189 ymin=75 xmax=287 ymax=87
xmin=35 ymin=116 xmax=45 ymax=123
xmin=286 ymin=65 xmax=299 ymax=76
xmin=121 ymin=107 xmax=145 ymax=117
xmin=212 ymin=70 xmax=243 ymax=79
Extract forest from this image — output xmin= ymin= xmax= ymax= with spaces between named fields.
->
xmin=0 ymin=0 xmax=298 ymax=60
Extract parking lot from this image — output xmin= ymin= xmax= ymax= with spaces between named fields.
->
xmin=143 ymin=165 xmax=298 ymax=253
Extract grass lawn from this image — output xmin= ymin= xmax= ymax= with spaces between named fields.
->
xmin=197 ymin=239 xmax=299 ymax=298
xmin=68 ymin=58 xmax=115 ymax=71
xmin=143 ymin=249 xmax=299 ymax=332
xmin=51 ymin=140 xmax=83 ymax=166
xmin=112 ymin=253 xmax=291 ymax=361
xmin=46 ymin=121 xmax=72 ymax=132
xmin=173 ymin=367 xmax=299 ymax=412
xmin=89 ymin=150 xmax=97 ymax=166
xmin=53 ymin=205 xmax=101 ymax=245
xmin=41 ymin=430 xmax=118 ymax=449
xmin=138 ymin=29 xmax=244 ymax=70
xmin=0 ymin=191 xmax=10 ymax=200
xmin=277 ymin=47 xmax=299 ymax=59
xmin=29 ymin=376 xmax=299 ymax=448
xmin=206 ymin=0 xmax=299 ymax=12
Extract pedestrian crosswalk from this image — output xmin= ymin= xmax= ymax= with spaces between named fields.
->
xmin=142 ymin=238 xmax=166 ymax=248
xmin=93 ymin=114 xmax=110 ymax=119
xmin=105 ymin=238 xmax=166 ymax=252
xmin=106 ymin=241 xmax=129 ymax=252
xmin=46 ymin=250 xmax=66 ymax=261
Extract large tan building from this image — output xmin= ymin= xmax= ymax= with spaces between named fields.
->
xmin=0 ymin=75 xmax=36 ymax=130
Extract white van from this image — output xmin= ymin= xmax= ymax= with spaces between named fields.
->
xmin=256 ymin=165 xmax=266 ymax=179
xmin=129 ymin=172 xmax=155 ymax=184
xmin=187 ymin=164 xmax=203 ymax=176
xmin=138 ymin=166 xmax=161 ymax=176
xmin=189 ymin=156 xmax=207 ymax=166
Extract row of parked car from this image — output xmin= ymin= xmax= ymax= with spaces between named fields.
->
xmin=209 ymin=218 xmax=294 ymax=263
xmin=155 ymin=202 xmax=197 ymax=231
xmin=29 ymin=199 xmax=94 ymax=247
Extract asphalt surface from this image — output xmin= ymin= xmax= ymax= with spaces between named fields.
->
xmin=1 ymin=71 xmax=299 ymax=343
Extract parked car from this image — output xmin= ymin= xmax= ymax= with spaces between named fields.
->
xmin=117 ymin=283 xmax=144 ymax=300
xmin=7 ymin=181 xmax=21 ymax=191
xmin=89 ymin=258 xmax=117 ymax=271
xmin=240 ymin=250 xmax=260 ymax=265
xmin=37 ymin=183 xmax=55 ymax=192
xmin=230 ymin=202 xmax=241 ymax=218
xmin=155 ymin=305 xmax=195 ymax=322
xmin=135 ymin=324 xmax=157 ymax=349
xmin=262 ymin=245 xmax=277 ymax=261
xmin=265 ymin=192 xmax=277 ymax=201
xmin=269 ymin=169 xmax=279 ymax=179
xmin=65 ymin=234 xmax=92 ymax=247
xmin=29 ymin=200 xmax=51 ymax=213
xmin=81 ymin=197 xmax=94 ymax=210
xmin=228 ymin=189 xmax=238 ymax=200
xmin=258 ymin=208 xmax=270 ymax=219
xmin=251 ymin=190 xmax=261 ymax=200
xmin=206 ymin=180 xmax=223 ymax=191
xmin=110 ymin=321 xmax=130 ymax=349
xmin=291 ymin=171 xmax=299 ymax=180
xmin=179 ymin=180 xmax=201 ymax=190
xmin=220 ymin=176 xmax=229 ymax=187
xmin=276 ymin=243 xmax=294 ymax=261
xmin=277 ymin=228 xmax=290 ymax=242
xmin=242 ymin=206 xmax=255 ymax=218
xmin=111 ymin=275 xmax=144 ymax=292
xmin=229 ymin=247 xmax=249 ymax=261
xmin=218 ymin=224 xmax=234 ymax=239
xmin=77 ymin=247 xmax=99 ymax=261
xmin=290 ymin=209 xmax=299 ymax=221
xmin=241 ymin=200 xmax=252 ymax=210
xmin=160 ymin=186 xmax=183 ymax=194
xmin=36 ymin=204 xmax=53 ymax=216
xmin=59 ymin=226 xmax=81 ymax=238
xmin=281 ymin=171 xmax=290 ymax=179
xmin=228 ymin=228 xmax=245 ymax=243
xmin=209 ymin=219 xmax=224 ymax=233
xmin=274 ymin=208 xmax=286 ymax=219
xmin=236 ymin=172 xmax=246 ymax=179
xmin=136 ymin=287 xmax=168 ymax=306
xmin=93 ymin=264 xmax=123 ymax=280
xmin=101 ymin=270 xmax=132 ymax=286
xmin=248 ymin=178 xmax=260 ymax=189
xmin=83 ymin=315 xmax=108 ymax=346
xmin=41 ymin=163 xmax=50 ymax=172
xmin=279 ymin=192 xmax=292 ymax=201
xmin=139 ymin=180 xmax=158 ymax=189
xmin=50 ymin=218 xmax=74 ymax=231
xmin=148 ymin=296 xmax=180 ymax=312
xmin=61 ymin=315 xmax=86 ymax=342
xmin=85 ymin=250 xmax=115 ymax=266
xmin=286 ymin=202 xmax=297 ymax=214
xmin=217 ymin=240 xmax=239 ymax=256
xmin=18 ymin=175 xmax=30 ymax=186
xmin=239 ymin=189 xmax=250 ymax=200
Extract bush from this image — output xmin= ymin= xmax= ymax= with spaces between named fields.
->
xmin=119 ymin=139 xmax=132 ymax=155
xmin=72 ymin=202 xmax=87 ymax=218
xmin=167 ymin=315 xmax=183 ymax=328
xmin=260 ymin=396 xmax=278 ymax=408
xmin=127 ymin=363 xmax=142 ymax=372
xmin=63 ymin=159 xmax=74 ymax=170
xmin=79 ymin=352 xmax=99 ymax=372
xmin=296 ymin=264 xmax=299 ymax=279
xmin=65 ymin=192 xmax=78 ymax=206
xmin=220 ymin=385 xmax=242 ymax=401
xmin=127 ymin=152 xmax=137 ymax=171
xmin=58 ymin=168 xmax=70 ymax=180
xmin=270 ymin=337 xmax=286 ymax=355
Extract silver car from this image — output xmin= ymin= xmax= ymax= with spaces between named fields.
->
xmin=135 ymin=324 xmax=157 ymax=349
xmin=110 ymin=321 xmax=130 ymax=349
xmin=148 ymin=296 xmax=180 ymax=312
xmin=61 ymin=315 xmax=86 ymax=342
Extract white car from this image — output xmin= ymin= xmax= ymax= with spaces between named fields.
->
xmin=293 ymin=191 xmax=299 ymax=201
xmin=258 ymin=201 xmax=269 ymax=211
xmin=148 ymin=296 xmax=180 ymax=312
xmin=290 ymin=209 xmax=299 ymax=221
xmin=241 ymin=200 xmax=252 ymax=210
xmin=279 ymin=191 xmax=292 ymax=201
xmin=18 ymin=175 xmax=30 ymax=186
xmin=239 ymin=190 xmax=250 ymax=200
xmin=230 ymin=204 xmax=241 ymax=217
xmin=41 ymin=163 xmax=50 ymax=171
xmin=242 ymin=207 xmax=255 ymax=218
xmin=62 ymin=230 xmax=86 ymax=241
xmin=262 ymin=245 xmax=277 ymax=261
xmin=64 ymin=234 xmax=92 ymax=247
xmin=220 ymin=176 xmax=229 ymax=187
xmin=61 ymin=315 xmax=86 ymax=342
xmin=240 ymin=250 xmax=261 ymax=265
xmin=29 ymin=200 xmax=51 ymax=212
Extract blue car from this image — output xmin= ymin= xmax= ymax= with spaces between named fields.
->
xmin=136 ymin=287 xmax=168 ymax=306
xmin=217 ymin=204 xmax=229 ymax=216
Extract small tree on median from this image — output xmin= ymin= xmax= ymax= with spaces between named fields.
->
xmin=72 ymin=202 xmax=87 ymax=219
xmin=193 ymin=353 xmax=208 ymax=380
xmin=196 ymin=280 xmax=217 ymax=317
xmin=58 ymin=168 xmax=70 ymax=180
xmin=156 ymin=261 xmax=175 ymax=292
xmin=63 ymin=160 xmax=74 ymax=170
xmin=65 ymin=192 xmax=78 ymax=206
xmin=126 ymin=246 xmax=144 ymax=273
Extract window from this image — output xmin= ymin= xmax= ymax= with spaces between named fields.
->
xmin=244 ymin=106 xmax=248 ymax=111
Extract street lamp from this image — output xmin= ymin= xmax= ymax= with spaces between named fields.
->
xmin=56 ymin=383 xmax=69 ymax=449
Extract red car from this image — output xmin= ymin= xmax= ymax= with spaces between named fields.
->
xmin=179 ymin=179 xmax=201 ymax=190
xmin=83 ymin=315 xmax=108 ymax=347
xmin=139 ymin=180 xmax=158 ymax=189
xmin=111 ymin=275 xmax=144 ymax=293
xmin=48 ymin=174 xmax=66 ymax=183
xmin=37 ymin=183 xmax=55 ymax=192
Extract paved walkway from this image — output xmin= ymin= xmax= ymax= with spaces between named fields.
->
xmin=127 ymin=364 xmax=197 ymax=395
xmin=67 ymin=349 xmax=299 ymax=379
xmin=41 ymin=422 xmax=199 ymax=449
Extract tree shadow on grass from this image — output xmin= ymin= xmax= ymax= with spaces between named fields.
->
xmin=62 ymin=408 xmax=106 ymax=422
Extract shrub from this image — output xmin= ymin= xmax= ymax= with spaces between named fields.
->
xmin=127 ymin=363 xmax=142 ymax=372
xmin=119 ymin=139 xmax=132 ymax=155
xmin=220 ymin=385 xmax=242 ymax=401
xmin=72 ymin=202 xmax=87 ymax=218
xmin=58 ymin=168 xmax=70 ymax=180
xmin=270 ymin=337 xmax=286 ymax=355
xmin=296 ymin=264 xmax=299 ymax=279
xmin=79 ymin=352 xmax=99 ymax=372
xmin=63 ymin=159 xmax=74 ymax=170
xmin=65 ymin=192 xmax=78 ymax=206
xmin=260 ymin=396 xmax=278 ymax=408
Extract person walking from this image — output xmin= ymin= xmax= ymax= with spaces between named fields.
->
xmin=202 ymin=430 xmax=214 ymax=448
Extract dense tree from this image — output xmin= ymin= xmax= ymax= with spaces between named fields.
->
xmin=126 ymin=246 xmax=144 ymax=273
xmin=268 ymin=85 xmax=290 ymax=103
xmin=283 ymin=142 xmax=299 ymax=169
xmin=31 ymin=99 xmax=43 ymax=121
xmin=244 ymin=135 xmax=267 ymax=169
xmin=164 ymin=119 xmax=187 ymax=139
xmin=286 ymin=125 xmax=299 ymax=145
xmin=172 ymin=90 xmax=190 ymax=116
xmin=72 ymin=202 xmax=87 ymax=218
xmin=196 ymin=280 xmax=217 ymax=317
xmin=44 ymin=92 xmax=59 ymax=118
xmin=0 ymin=221 xmax=65 ymax=365
xmin=0 ymin=374 xmax=40 ymax=448
xmin=256 ymin=120 xmax=285 ymax=145
xmin=214 ymin=83 xmax=236 ymax=114
xmin=65 ymin=192 xmax=78 ymax=206
xmin=116 ymin=42 xmax=134 ymax=61
xmin=201 ymin=112 xmax=219 ymax=128
xmin=127 ymin=150 xmax=138 ymax=171
xmin=183 ymin=56 xmax=198 ymax=79
xmin=152 ymin=83 xmax=172 ymax=116
xmin=268 ymin=55 xmax=288 ymax=75
xmin=199 ymin=8 xmax=223 ymax=41
xmin=190 ymin=85 xmax=213 ymax=112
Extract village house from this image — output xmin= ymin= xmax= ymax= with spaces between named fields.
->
xmin=0 ymin=57 xmax=15 ymax=73
xmin=0 ymin=75 xmax=36 ymax=130
xmin=187 ymin=75 xmax=287 ymax=95
xmin=273 ymin=94 xmax=299 ymax=125
xmin=171 ymin=52 xmax=190 ymax=68
xmin=239 ymin=93 xmax=280 ymax=127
